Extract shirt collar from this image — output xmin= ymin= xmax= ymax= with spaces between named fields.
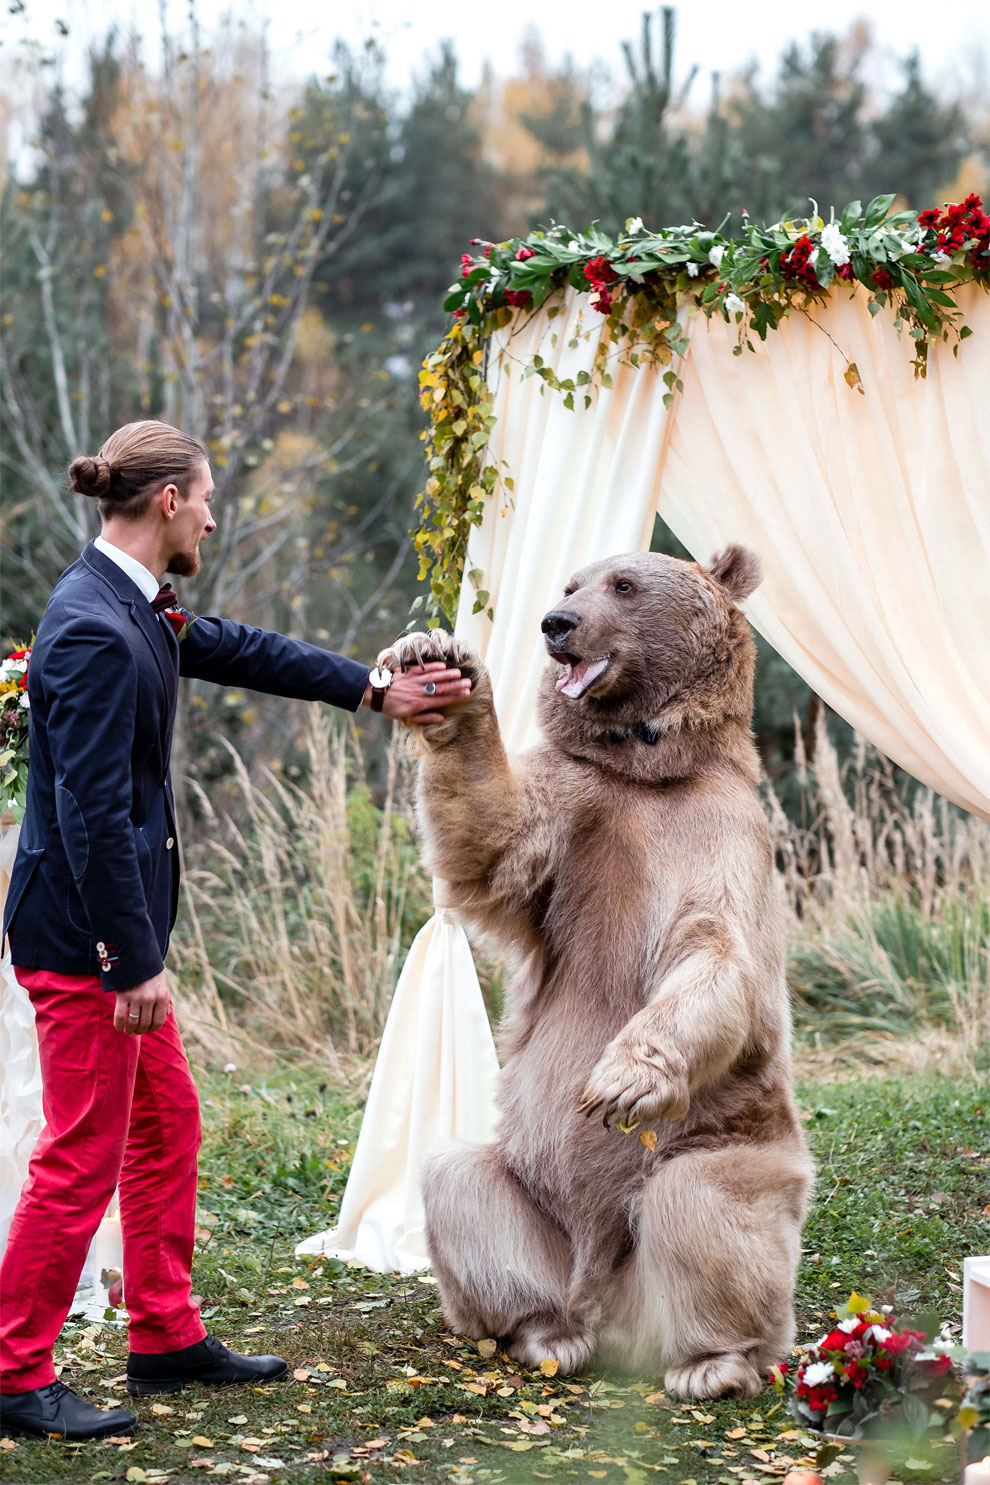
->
xmin=93 ymin=536 xmax=162 ymax=605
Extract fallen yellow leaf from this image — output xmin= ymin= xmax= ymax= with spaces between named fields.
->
xmin=639 ymin=1129 xmax=657 ymax=1151
xmin=539 ymin=1358 xmax=559 ymax=1377
xmin=476 ymin=1338 xmax=497 ymax=1359
xmin=190 ymin=1436 xmax=213 ymax=1448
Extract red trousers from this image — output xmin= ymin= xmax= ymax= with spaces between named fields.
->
xmin=0 ymin=970 xmax=206 ymax=1390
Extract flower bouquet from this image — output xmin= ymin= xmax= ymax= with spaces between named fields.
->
xmin=772 ymin=1292 xmax=956 ymax=1444
xmin=0 ymin=644 xmax=32 ymax=822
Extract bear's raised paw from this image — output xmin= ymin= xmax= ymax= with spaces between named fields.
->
xmin=378 ymin=628 xmax=480 ymax=686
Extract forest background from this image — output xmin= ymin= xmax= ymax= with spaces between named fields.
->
xmin=1 ymin=5 xmax=988 ymax=1068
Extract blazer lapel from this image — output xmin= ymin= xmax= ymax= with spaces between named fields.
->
xmin=81 ymin=542 xmax=178 ymax=712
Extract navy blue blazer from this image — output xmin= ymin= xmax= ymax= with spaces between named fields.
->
xmin=4 ymin=542 xmax=370 ymax=991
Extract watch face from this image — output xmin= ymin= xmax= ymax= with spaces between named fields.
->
xmin=369 ymin=665 xmax=393 ymax=689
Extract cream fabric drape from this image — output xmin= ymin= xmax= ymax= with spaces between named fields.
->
xmin=304 ymin=279 xmax=988 ymax=1270
xmin=656 ymin=281 xmax=990 ymax=819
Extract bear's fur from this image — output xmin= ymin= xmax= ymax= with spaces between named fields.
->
xmin=380 ymin=546 xmax=813 ymax=1399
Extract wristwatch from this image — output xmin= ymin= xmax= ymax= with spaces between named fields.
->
xmin=368 ymin=664 xmax=393 ymax=713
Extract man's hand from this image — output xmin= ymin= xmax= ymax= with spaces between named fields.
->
xmin=362 ymin=661 xmax=472 ymax=726
xmin=114 ymin=972 xmax=172 ymax=1035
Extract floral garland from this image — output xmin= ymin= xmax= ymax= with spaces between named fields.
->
xmin=414 ymin=193 xmax=989 ymax=621
xmin=0 ymin=645 xmax=31 ymax=822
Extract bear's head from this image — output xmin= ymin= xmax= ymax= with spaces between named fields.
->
xmin=535 ymin=546 xmax=763 ymax=783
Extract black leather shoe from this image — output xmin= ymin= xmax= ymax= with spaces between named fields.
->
xmin=0 ymin=1381 xmax=136 ymax=1440
xmin=126 ymin=1334 xmax=288 ymax=1395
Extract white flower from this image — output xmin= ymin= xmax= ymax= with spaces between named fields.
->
xmin=686 ymin=261 xmax=699 ymax=278
xmin=932 ymin=1336 xmax=954 ymax=1354
xmin=19 ymin=692 xmax=30 ymax=711
xmin=724 ymin=293 xmax=744 ymax=316
xmin=709 ymin=244 xmax=725 ymax=268
xmin=932 ymin=250 xmax=951 ymax=266
xmin=821 ymin=222 xmax=851 ymax=267
xmin=802 ymin=1361 xmax=835 ymax=1387
xmin=224 ymin=1062 xmax=237 ymax=1073
xmin=866 ymin=1324 xmax=891 ymax=1343
xmin=808 ymin=247 xmax=819 ymax=268
xmin=626 ymin=216 xmax=644 ymax=234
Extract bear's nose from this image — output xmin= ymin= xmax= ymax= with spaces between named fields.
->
xmin=541 ymin=609 xmax=581 ymax=642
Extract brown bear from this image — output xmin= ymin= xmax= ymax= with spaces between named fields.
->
xmin=379 ymin=546 xmax=813 ymax=1400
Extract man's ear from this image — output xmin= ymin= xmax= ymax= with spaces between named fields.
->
xmin=158 ymin=482 xmax=181 ymax=520
xmin=706 ymin=544 xmax=762 ymax=602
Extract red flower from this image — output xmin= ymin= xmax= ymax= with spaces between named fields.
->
xmin=883 ymin=1329 xmax=925 ymax=1355
xmin=505 ymin=290 xmax=532 ymax=309
xmin=7 ymin=649 xmax=28 ymax=661
xmin=461 ymin=252 xmax=474 ymax=278
xmin=163 ymin=610 xmax=187 ymax=637
xmin=918 ymin=194 xmax=989 ymax=274
xmin=821 ymin=1330 xmax=849 ymax=1352
xmin=515 ymin=246 xmax=536 ymax=260
xmin=875 ymin=1356 xmax=893 ymax=1371
xmin=778 ymin=235 xmax=820 ymax=288
xmin=837 ymin=262 xmax=855 ymax=280
xmin=584 ymin=255 xmax=618 ymax=286
xmin=871 ymin=268 xmax=894 ymax=291
xmin=917 ymin=1354 xmax=953 ymax=1377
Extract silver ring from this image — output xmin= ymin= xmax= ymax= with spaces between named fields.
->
xmin=128 ymin=1010 xmax=140 ymax=1020
xmin=424 ymin=681 xmax=436 ymax=695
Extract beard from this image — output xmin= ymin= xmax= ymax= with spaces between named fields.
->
xmin=167 ymin=546 xmax=201 ymax=578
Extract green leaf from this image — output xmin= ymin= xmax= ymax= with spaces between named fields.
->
xmin=899 ymin=1390 xmax=930 ymax=1440
xmin=864 ymin=193 xmax=896 ymax=228
xmin=840 ymin=200 xmax=863 ymax=232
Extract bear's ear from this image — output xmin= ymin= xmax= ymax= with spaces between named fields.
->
xmin=706 ymin=544 xmax=762 ymax=603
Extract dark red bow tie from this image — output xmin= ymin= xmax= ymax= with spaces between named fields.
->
xmin=151 ymin=584 xmax=178 ymax=614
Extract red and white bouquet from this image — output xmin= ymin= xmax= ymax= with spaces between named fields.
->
xmin=0 ymin=643 xmax=32 ymax=822
xmin=772 ymin=1292 xmax=956 ymax=1441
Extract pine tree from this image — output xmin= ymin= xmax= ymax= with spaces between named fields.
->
xmin=864 ymin=52 xmax=968 ymax=208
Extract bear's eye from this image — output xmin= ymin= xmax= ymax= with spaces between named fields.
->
xmin=615 ymin=580 xmax=633 ymax=594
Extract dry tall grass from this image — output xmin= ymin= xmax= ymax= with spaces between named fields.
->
xmin=169 ymin=712 xmax=429 ymax=1073
xmin=765 ymin=714 xmax=990 ymax=1067
xmin=171 ymin=708 xmax=988 ymax=1075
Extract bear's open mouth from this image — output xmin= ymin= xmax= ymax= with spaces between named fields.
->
xmin=550 ymin=650 xmax=612 ymax=699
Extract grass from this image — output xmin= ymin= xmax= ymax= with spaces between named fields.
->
xmin=3 ymin=1064 xmax=986 ymax=1485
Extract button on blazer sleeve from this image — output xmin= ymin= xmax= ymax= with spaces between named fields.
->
xmin=44 ymin=622 xmax=165 ymax=992
xmin=177 ymin=615 xmax=371 ymax=710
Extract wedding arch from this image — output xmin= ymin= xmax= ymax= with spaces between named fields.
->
xmin=298 ymin=193 xmax=990 ymax=1271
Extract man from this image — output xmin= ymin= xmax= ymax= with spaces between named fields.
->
xmin=0 ymin=420 xmax=468 ymax=1440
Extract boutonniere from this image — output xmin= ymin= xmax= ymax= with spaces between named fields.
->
xmin=163 ymin=609 xmax=196 ymax=642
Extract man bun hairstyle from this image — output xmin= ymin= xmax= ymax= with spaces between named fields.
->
xmin=69 ymin=420 xmax=208 ymax=521
xmin=68 ymin=455 xmax=113 ymax=499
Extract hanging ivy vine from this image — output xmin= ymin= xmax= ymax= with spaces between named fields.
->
xmin=413 ymin=193 xmax=989 ymax=622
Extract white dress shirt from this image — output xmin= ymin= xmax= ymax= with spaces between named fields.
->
xmin=94 ymin=536 xmax=161 ymax=604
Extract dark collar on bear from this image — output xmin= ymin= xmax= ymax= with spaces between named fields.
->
xmin=602 ymin=722 xmax=660 ymax=747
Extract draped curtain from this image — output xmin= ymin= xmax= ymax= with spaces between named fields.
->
xmin=299 ymin=281 xmax=989 ymax=1271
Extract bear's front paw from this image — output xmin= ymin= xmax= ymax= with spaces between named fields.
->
xmin=378 ymin=628 xmax=481 ymax=686
xmin=578 ymin=1039 xmax=690 ymax=1129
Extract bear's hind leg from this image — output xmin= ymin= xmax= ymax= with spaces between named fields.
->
xmin=422 ymin=1141 xmax=592 ymax=1374
xmin=606 ymin=1144 xmax=811 ymax=1399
